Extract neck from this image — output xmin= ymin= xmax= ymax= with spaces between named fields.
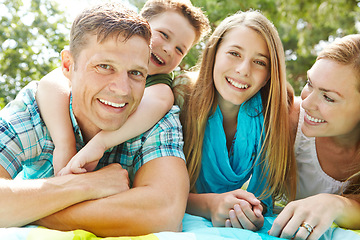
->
xmin=327 ymin=125 xmax=360 ymax=149
xmin=218 ymin=98 xmax=240 ymax=150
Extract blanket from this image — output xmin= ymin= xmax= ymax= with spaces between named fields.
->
xmin=1 ymin=214 xmax=359 ymax=240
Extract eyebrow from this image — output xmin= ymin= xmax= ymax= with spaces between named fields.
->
xmin=307 ymin=76 xmax=344 ymax=98
xmin=99 ymin=59 xmax=148 ymax=73
xmin=230 ymin=45 xmax=270 ymax=60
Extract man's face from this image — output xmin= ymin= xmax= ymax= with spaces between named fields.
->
xmin=66 ymin=34 xmax=150 ymax=140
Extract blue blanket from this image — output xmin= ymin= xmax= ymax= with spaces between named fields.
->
xmin=1 ymin=214 xmax=359 ymax=240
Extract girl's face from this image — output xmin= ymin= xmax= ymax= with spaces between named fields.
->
xmin=148 ymin=11 xmax=196 ymax=75
xmin=301 ymin=58 xmax=360 ymax=138
xmin=213 ymin=26 xmax=270 ymax=109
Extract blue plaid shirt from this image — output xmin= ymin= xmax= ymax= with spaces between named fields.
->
xmin=0 ymin=81 xmax=185 ymax=184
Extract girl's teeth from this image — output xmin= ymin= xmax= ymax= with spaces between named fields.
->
xmin=99 ymin=99 xmax=125 ymax=108
xmin=306 ymin=114 xmax=325 ymax=123
xmin=227 ymin=77 xmax=248 ymax=89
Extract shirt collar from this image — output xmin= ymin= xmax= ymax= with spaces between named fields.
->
xmin=69 ymin=94 xmax=85 ymax=144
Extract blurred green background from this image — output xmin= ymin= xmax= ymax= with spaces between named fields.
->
xmin=1 ymin=0 xmax=359 ymax=109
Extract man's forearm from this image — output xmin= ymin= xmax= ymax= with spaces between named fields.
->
xmin=0 ymin=163 xmax=129 ymax=227
xmin=36 ymin=158 xmax=189 ymax=237
xmin=0 ymin=175 xmax=91 ymax=227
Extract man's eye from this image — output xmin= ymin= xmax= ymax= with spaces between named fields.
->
xmin=99 ymin=64 xmax=111 ymax=70
xmin=129 ymin=70 xmax=143 ymax=76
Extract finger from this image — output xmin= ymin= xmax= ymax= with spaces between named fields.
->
xmin=293 ymin=225 xmax=311 ymax=240
xmin=229 ymin=209 xmax=243 ymax=228
xmin=225 ymin=219 xmax=232 ymax=227
xmin=280 ymin=218 xmax=306 ymax=239
xmin=71 ymin=166 xmax=87 ymax=174
xmin=233 ymin=190 xmax=261 ymax=206
xmin=269 ymin=206 xmax=297 ymax=237
xmin=234 ymin=202 xmax=258 ymax=231
xmin=253 ymin=203 xmax=263 ymax=218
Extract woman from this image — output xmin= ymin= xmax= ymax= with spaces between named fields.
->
xmin=269 ymin=34 xmax=360 ymax=240
xmin=174 ymin=10 xmax=296 ymax=231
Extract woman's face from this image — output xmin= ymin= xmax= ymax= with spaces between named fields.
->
xmin=301 ymin=58 xmax=360 ymax=138
xmin=213 ymin=25 xmax=270 ymax=109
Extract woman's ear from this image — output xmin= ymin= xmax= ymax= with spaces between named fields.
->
xmin=61 ymin=50 xmax=74 ymax=80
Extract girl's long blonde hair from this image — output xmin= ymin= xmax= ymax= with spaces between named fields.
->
xmin=177 ymin=10 xmax=297 ymax=201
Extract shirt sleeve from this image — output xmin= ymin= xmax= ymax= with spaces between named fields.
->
xmin=135 ymin=105 xmax=185 ymax=166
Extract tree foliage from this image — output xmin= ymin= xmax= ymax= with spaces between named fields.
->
xmin=135 ymin=0 xmax=360 ymax=94
xmin=0 ymin=0 xmax=68 ymax=107
xmin=0 ymin=0 xmax=359 ymax=109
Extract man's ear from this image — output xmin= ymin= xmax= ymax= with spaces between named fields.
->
xmin=61 ymin=50 xmax=74 ymax=80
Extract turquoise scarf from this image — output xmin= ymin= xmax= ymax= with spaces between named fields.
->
xmin=196 ymin=92 xmax=272 ymax=210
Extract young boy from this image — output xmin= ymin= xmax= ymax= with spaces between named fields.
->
xmin=36 ymin=0 xmax=210 ymax=175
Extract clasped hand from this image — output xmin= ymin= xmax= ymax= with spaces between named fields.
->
xmin=210 ymin=189 xmax=264 ymax=231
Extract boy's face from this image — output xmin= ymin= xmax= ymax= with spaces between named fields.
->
xmin=65 ymin=34 xmax=150 ymax=140
xmin=148 ymin=11 xmax=196 ymax=75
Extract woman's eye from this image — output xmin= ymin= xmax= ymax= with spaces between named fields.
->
xmin=305 ymin=80 xmax=312 ymax=88
xmin=323 ymin=94 xmax=334 ymax=103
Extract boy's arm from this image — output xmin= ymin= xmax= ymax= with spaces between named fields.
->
xmin=61 ymin=83 xmax=174 ymax=175
xmin=36 ymin=68 xmax=77 ymax=175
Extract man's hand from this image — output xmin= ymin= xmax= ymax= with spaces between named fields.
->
xmin=80 ymin=163 xmax=130 ymax=200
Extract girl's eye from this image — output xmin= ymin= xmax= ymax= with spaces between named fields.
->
xmin=323 ymin=94 xmax=334 ymax=103
xmin=160 ymin=31 xmax=168 ymax=39
xmin=254 ymin=60 xmax=266 ymax=67
xmin=229 ymin=51 xmax=240 ymax=57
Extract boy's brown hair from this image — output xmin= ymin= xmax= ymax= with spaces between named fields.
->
xmin=140 ymin=0 xmax=210 ymax=45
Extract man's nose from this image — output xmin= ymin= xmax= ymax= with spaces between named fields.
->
xmin=109 ymin=71 xmax=131 ymax=95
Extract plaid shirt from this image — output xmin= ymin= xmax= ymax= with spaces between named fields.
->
xmin=0 ymin=81 xmax=185 ymax=184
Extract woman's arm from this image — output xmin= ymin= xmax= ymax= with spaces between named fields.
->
xmin=36 ymin=68 xmax=77 ymax=175
xmin=269 ymin=193 xmax=360 ymax=240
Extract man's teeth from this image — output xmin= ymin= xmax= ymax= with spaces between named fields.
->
xmin=153 ymin=53 xmax=164 ymax=64
xmin=227 ymin=77 xmax=248 ymax=89
xmin=99 ymin=99 xmax=125 ymax=108
xmin=306 ymin=114 xmax=325 ymax=123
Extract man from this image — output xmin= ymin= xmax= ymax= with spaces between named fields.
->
xmin=0 ymin=3 xmax=189 ymax=237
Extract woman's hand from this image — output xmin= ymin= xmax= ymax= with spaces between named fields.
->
xmin=210 ymin=189 xmax=264 ymax=231
xmin=269 ymin=193 xmax=345 ymax=240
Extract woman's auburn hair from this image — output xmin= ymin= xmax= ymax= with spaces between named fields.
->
xmin=177 ymin=10 xmax=297 ymax=201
